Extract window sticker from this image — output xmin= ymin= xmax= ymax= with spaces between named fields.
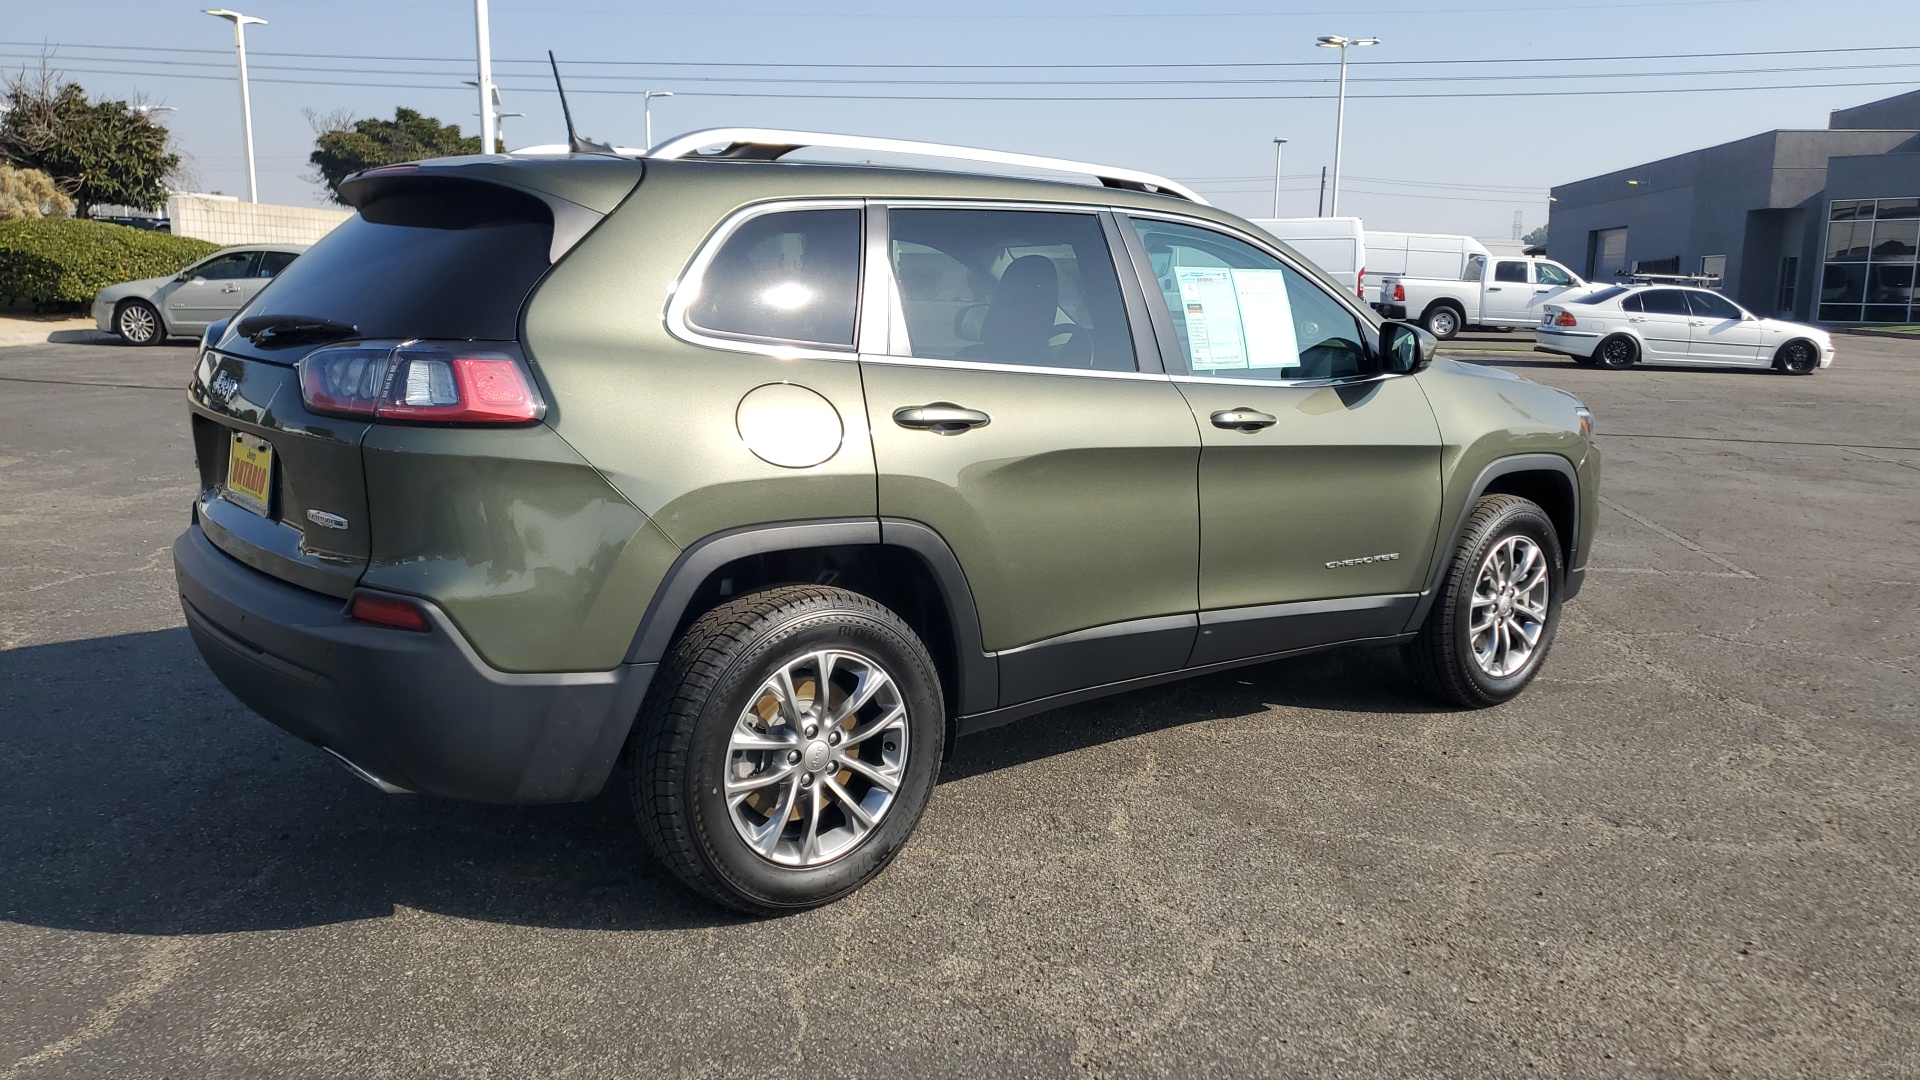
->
xmin=1175 ymin=267 xmax=1299 ymax=372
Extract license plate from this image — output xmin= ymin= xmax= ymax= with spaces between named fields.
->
xmin=226 ymin=431 xmax=273 ymax=516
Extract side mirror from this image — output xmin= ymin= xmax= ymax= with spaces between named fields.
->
xmin=1380 ymin=320 xmax=1437 ymax=374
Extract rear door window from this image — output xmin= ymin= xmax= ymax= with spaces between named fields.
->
xmin=888 ymin=208 xmax=1135 ymax=371
xmin=688 ymin=208 xmax=862 ymax=348
xmin=1494 ymin=260 xmax=1529 ymax=283
xmin=1637 ymin=289 xmax=1691 ymax=316
xmin=235 ymin=181 xmax=555 ymax=350
xmin=255 ymin=251 xmax=299 ymax=278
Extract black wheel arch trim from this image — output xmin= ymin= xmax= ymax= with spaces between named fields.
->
xmin=1403 ymin=453 xmax=1584 ymax=632
xmin=621 ymin=517 xmax=997 ymax=716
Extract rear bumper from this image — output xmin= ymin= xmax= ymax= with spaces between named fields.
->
xmin=1379 ymin=303 xmax=1409 ymax=321
xmin=1535 ymin=327 xmax=1601 ymax=358
xmin=174 ymin=524 xmax=653 ymax=803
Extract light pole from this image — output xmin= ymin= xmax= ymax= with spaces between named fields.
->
xmin=643 ymin=91 xmax=673 ymax=150
xmin=1315 ymin=34 xmax=1378 ymax=218
xmin=473 ymin=0 xmax=497 ymax=152
xmin=204 ymin=9 xmax=266 ymax=203
xmin=1270 ymin=137 xmax=1288 ymax=219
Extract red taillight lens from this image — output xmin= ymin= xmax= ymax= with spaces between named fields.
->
xmin=299 ymin=342 xmax=545 ymax=425
xmin=1356 ymin=267 xmax=1366 ymax=298
xmin=1554 ymin=311 xmax=1578 ymax=327
xmin=1392 ymin=283 xmax=1405 ymax=302
xmin=348 ymin=593 xmax=432 ymax=632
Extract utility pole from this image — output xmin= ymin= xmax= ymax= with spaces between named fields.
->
xmin=474 ymin=0 xmax=497 ymax=152
xmin=643 ymin=90 xmax=674 ymax=150
xmin=1270 ymin=138 xmax=1288 ymax=219
xmin=1316 ymin=34 xmax=1379 ymax=218
xmin=1317 ymin=167 xmax=1328 ymax=217
xmin=204 ymin=10 xmax=266 ymax=203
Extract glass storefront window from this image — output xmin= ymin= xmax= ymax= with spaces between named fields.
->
xmin=1821 ymin=197 xmax=1920 ymax=323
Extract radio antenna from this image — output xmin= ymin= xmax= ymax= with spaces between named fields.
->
xmin=548 ymin=51 xmax=614 ymax=155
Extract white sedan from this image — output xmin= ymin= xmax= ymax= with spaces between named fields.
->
xmin=1535 ymin=284 xmax=1833 ymax=374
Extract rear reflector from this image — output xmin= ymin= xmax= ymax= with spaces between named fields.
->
xmin=299 ymin=341 xmax=545 ymax=425
xmin=1554 ymin=311 xmax=1578 ymax=327
xmin=348 ymin=594 xmax=432 ymax=632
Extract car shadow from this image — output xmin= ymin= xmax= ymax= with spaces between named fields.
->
xmin=0 ymin=629 xmax=1443 ymax=936
xmin=46 ymin=329 xmax=120 ymax=346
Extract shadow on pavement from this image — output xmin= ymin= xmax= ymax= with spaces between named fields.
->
xmin=46 ymin=329 xmax=118 ymax=346
xmin=0 ymin=628 xmax=1443 ymax=937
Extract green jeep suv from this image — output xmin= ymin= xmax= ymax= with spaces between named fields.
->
xmin=174 ymin=130 xmax=1598 ymax=913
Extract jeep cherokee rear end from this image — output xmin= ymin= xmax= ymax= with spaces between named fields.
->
xmin=176 ymin=155 xmax=668 ymax=803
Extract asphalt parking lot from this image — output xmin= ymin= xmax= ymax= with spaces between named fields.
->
xmin=1 ymin=332 xmax=1915 ymax=1078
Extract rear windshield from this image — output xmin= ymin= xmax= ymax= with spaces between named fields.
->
xmin=235 ymin=181 xmax=553 ymax=346
xmin=1577 ymin=286 xmax=1629 ymax=306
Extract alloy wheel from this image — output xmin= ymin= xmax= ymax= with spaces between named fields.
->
xmin=117 ymin=304 xmax=157 ymax=344
xmin=1600 ymin=338 xmax=1634 ymax=367
xmin=724 ymin=649 xmax=909 ymax=868
xmin=1780 ymin=341 xmax=1817 ymax=374
xmin=1469 ymin=535 xmax=1551 ymax=678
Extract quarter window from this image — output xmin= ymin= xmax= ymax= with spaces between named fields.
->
xmin=887 ymin=209 xmax=1135 ymax=371
xmin=1130 ymin=218 xmax=1369 ymax=381
xmin=688 ymin=208 xmax=862 ymax=348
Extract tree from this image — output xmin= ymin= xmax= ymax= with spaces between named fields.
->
xmin=0 ymin=66 xmax=180 ymax=218
xmin=308 ymin=108 xmax=483 ymax=202
xmin=1522 ymin=224 xmax=1549 ymax=247
xmin=0 ymin=164 xmax=73 ymax=220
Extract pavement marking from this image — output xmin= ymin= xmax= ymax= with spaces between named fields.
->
xmin=0 ymin=375 xmax=181 ymax=392
xmin=1600 ymin=431 xmax=1920 ymax=452
xmin=1842 ymin=446 xmax=1920 ymax=472
xmin=1598 ymin=496 xmax=1757 ymax=580
xmin=2 ymin=938 xmax=193 ymax=1078
xmin=1587 ymin=567 xmax=1751 ymax=578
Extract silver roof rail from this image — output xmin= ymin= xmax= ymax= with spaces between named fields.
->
xmin=644 ymin=128 xmax=1209 ymax=205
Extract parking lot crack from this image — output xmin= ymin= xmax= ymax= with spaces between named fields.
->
xmin=2 ymin=937 xmax=195 ymax=1078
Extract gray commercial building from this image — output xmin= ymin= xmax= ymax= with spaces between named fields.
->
xmin=1547 ymin=88 xmax=1920 ymax=324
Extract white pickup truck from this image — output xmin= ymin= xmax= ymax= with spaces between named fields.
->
xmin=1376 ymin=254 xmax=1594 ymax=339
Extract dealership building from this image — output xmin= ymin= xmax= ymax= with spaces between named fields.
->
xmin=1546 ymin=88 xmax=1920 ymax=324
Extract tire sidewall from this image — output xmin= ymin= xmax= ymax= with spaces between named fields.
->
xmin=1596 ymin=334 xmax=1637 ymax=370
xmin=1776 ymin=339 xmax=1817 ymax=375
xmin=682 ymin=604 xmax=943 ymax=911
xmin=1425 ymin=306 xmax=1461 ymax=339
xmin=115 ymin=300 xmax=161 ymax=345
xmin=1445 ymin=503 xmax=1565 ymax=704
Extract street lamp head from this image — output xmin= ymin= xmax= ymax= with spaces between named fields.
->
xmin=645 ymin=91 xmax=674 ymax=100
xmin=1317 ymin=34 xmax=1379 ymax=47
xmin=204 ymin=8 xmax=266 ymax=25
xmin=1274 ymin=137 xmax=1289 ymax=145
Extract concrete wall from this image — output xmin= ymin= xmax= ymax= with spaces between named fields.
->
xmin=1830 ymin=89 xmax=1920 ymax=131
xmin=167 ymin=194 xmax=352 ymax=247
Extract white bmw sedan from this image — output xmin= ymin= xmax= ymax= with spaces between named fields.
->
xmin=1535 ymin=284 xmax=1834 ymax=374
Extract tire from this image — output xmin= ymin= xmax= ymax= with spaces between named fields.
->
xmin=114 ymin=299 xmax=164 ymax=346
xmin=631 ymin=585 xmax=945 ymax=915
xmin=1774 ymin=338 xmax=1819 ymax=375
xmin=1422 ymin=304 xmax=1463 ymax=340
xmin=1404 ymin=494 xmax=1565 ymax=708
xmin=1594 ymin=334 xmax=1638 ymax=370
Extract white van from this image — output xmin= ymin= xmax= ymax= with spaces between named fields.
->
xmin=1361 ymin=232 xmax=1492 ymax=307
xmin=1248 ymin=217 xmax=1366 ymax=299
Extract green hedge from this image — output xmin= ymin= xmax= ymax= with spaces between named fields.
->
xmin=0 ymin=217 xmax=219 ymax=306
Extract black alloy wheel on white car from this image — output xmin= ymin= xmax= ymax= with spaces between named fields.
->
xmin=1775 ymin=339 xmax=1819 ymax=375
xmin=114 ymin=299 xmax=163 ymax=346
xmin=1594 ymin=334 xmax=1638 ymax=370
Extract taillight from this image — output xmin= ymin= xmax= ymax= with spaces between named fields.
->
xmin=1553 ymin=311 xmax=1578 ymax=327
xmin=299 ymin=341 xmax=545 ymax=425
xmin=1357 ymin=267 xmax=1366 ymax=298
xmin=348 ymin=593 xmax=432 ymax=632
xmin=1392 ymin=282 xmax=1405 ymax=302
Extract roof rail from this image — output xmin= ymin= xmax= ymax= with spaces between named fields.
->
xmin=1618 ymin=271 xmax=1723 ymax=287
xmin=643 ymin=128 xmax=1209 ymax=205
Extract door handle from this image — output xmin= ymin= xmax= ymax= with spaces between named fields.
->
xmin=1486 ymin=286 xmax=1502 ymax=291
xmin=1534 ymin=286 xmax=1552 ymax=292
xmin=893 ymin=402 xmax=990 ymax=435
xmin=1210 ymin=408 xmax=1277 ymax=432
xmin=1629 ymin=316 xmax=1646 ymax=323
xmin=221 ymin=285 xmax=242 ymax=293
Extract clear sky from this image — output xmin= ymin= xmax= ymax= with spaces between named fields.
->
xmin=5 ymin=0 xmax=1917 ymax=243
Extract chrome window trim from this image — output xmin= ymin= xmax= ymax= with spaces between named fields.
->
xmin=861 ymin=199 xmax=1159 ymax=382
xmin=1116 ymin=208 xmax=1404 ymax=390
xmin=664 ymin=198 xmax=867 ymax=362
